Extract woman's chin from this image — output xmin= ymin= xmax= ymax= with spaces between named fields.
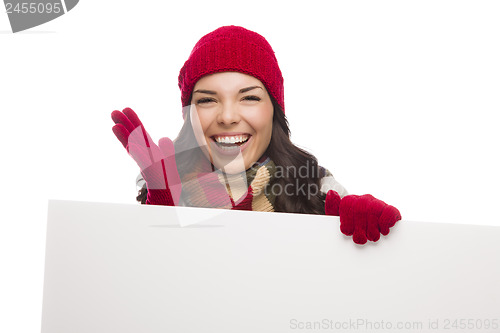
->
xmin=212 ymin=155 xmax=249 ymax=174
xmin=207 ymin=143 xmax=249 ymax=174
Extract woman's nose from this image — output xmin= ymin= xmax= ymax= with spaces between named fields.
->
xmin=216 ymin=103 xmax=241 ymax=125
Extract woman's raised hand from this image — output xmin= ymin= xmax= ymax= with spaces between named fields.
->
xmin=325 ymin=190 xmax=401 ymax=245
xmin=111 ymin=107 xmax=181 ymax=206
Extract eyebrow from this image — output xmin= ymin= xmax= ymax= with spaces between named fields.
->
xmin=193 ymin=86 xmax=263 ymax=95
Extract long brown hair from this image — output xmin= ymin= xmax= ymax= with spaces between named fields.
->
xmin=137 ymin=96 xmax=326 ymax=214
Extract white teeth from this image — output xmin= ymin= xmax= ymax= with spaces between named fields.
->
xmin=214 ymin=135 xmax=249 ymax=144
xmin=219 ymin=145 xmax=238 ymax=151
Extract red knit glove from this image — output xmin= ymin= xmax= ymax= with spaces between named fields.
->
xmin=111 ymin=107 xmax=181 ymax=206
xmin=325 ymin=190 xmax=401 ymax=244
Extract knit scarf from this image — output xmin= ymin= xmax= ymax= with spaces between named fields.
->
xmin=179 ymin=155 xmax=276 ymax=212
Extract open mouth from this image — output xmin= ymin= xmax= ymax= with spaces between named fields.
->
xmin=210 ymin=134 xmax=251 ymax=151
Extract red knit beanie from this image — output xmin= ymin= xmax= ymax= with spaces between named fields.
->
xmin=178 ymin=25 xmax=285 ymax=119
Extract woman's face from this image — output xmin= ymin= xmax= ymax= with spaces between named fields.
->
xmin=189 ymin=72 xmax=274 ymax=173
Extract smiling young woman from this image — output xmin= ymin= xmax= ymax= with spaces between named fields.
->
xmin=111 ymin=25 xmax=401 ymax=244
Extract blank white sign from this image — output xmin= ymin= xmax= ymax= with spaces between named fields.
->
xmin=42 ymin=200 xmax=500 ymax=333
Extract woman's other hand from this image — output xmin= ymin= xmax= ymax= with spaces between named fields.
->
xmin=111 ymin=107 xmax=181 ymax=206
xmin=325 ymin=190 xmax=401 ymax=245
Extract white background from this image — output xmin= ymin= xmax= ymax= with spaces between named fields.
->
xmin=1 ymin=0 xmax=499 ymax=332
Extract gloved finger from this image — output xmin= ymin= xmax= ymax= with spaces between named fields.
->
xmin=129 ymin=141 xmax=170 ymax=192
xmin=158 ymin=137 xmax=175 ymax=158
xmin=122 ymin=107 xmax=145 ymax=132
xmin=352 ymin=195 xmax=370 ymax=245
xmin=325 ymin=190 xmax=341 ymax=216
xmin=122 ymin=107 xmax=155 ymax=152
xmin=127 ymin=126 xmax=162 ymax=164
xmin=367 ymin=196 xmax=384 ymax=242
xmin=111 ymin=110 xmax=136 ymax=134
xmin=339 ymin=195 xmax=357 ymax=236
xmin=112 ymin=123 xmax=130 ymax=149
xmin=147 ymin=137 xmax=164 ymax=164
xmin=379 ymin=205 xmax=402 ymax=235
xmin=158 ymin=137 xmax=182 ymax=205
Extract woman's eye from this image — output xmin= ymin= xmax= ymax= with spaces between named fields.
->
xmin=196 ymin=96 xmax=260 ymax=104
xmin=243 ymin=96 xmax=261 ymax=101
xmin=196 ymin=98 xmax=215 ymax=104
